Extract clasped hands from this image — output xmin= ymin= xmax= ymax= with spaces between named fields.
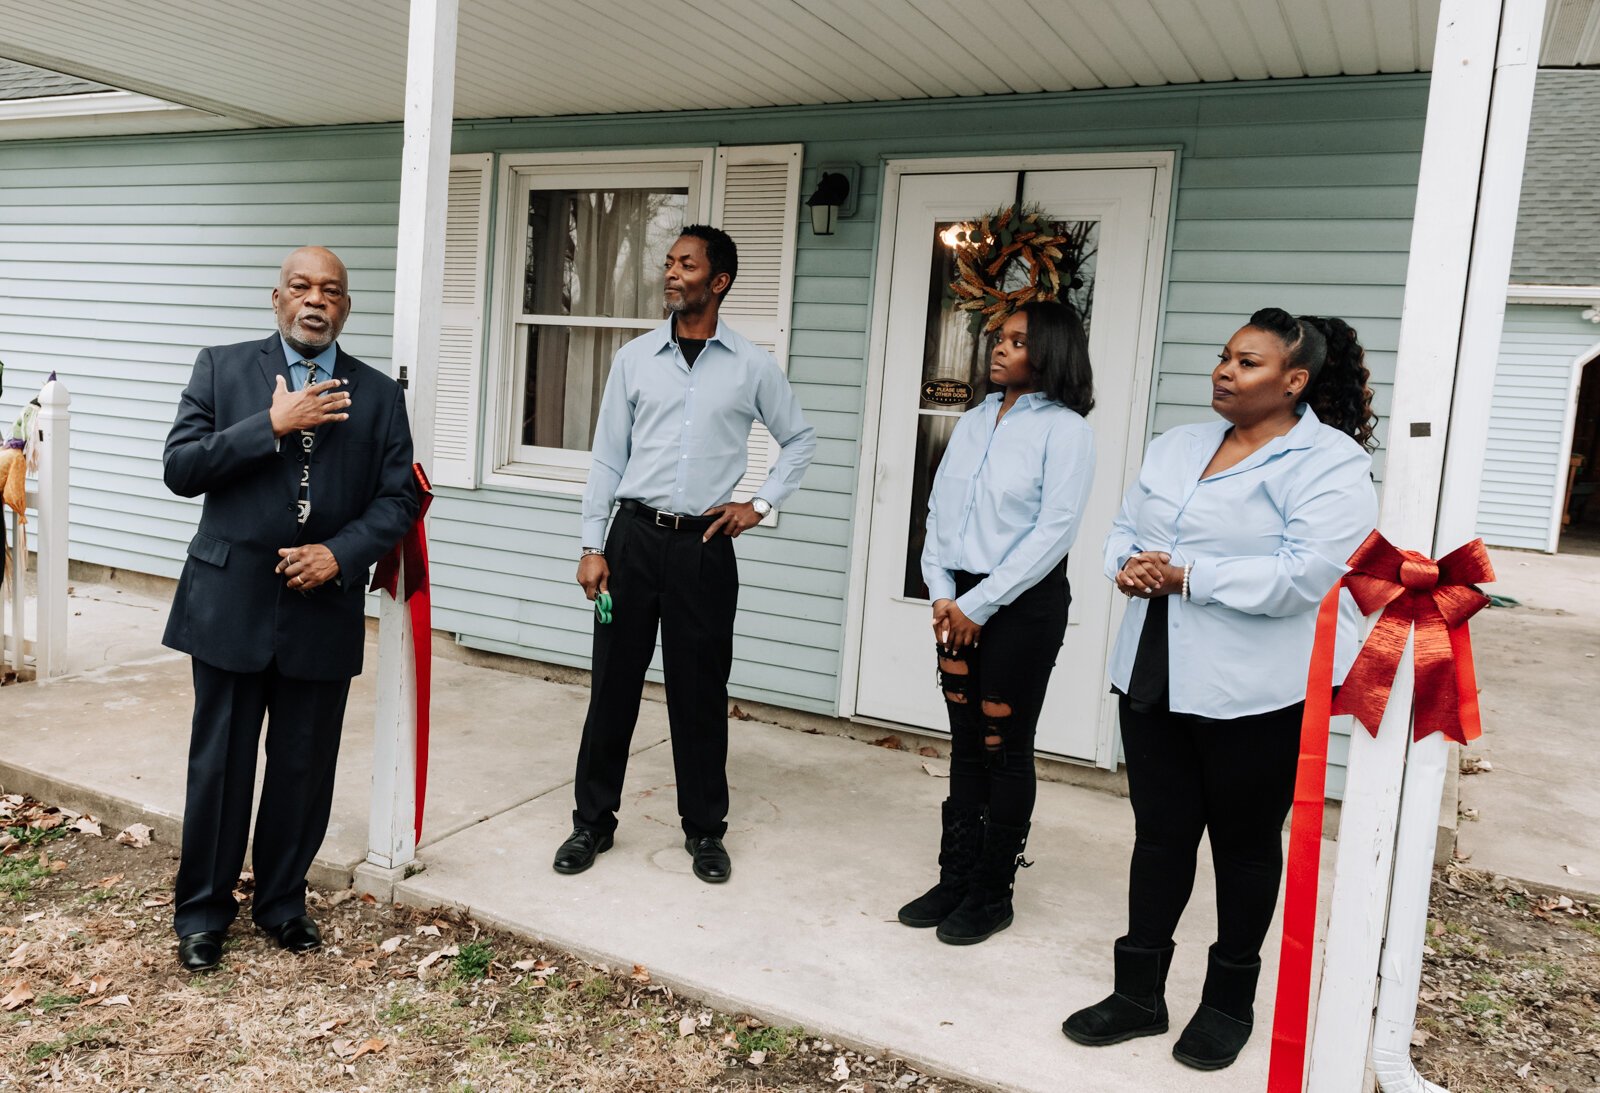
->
xmin=276 ymin=544 xmax=339 ymax=592
xmin=1116 ymin=551 xmax=1185 ymax=599
xmin=930 ymin=598 xmax=981 ymax=652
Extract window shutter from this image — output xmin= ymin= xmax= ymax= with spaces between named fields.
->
xmin=431 ymin=152 xmax=492 ymax=489
xmin=710 ymin=144 xmax=803 ymax=512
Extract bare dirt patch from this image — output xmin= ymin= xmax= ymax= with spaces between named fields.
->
xmin=1413 ymin=865 xmax=1600 ymax=1092
xmin=1 ymin=793 xmax=977 ymax=1092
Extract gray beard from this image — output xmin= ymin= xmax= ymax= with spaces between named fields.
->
xmin=663 ymin=287 xmax=713 ymax=314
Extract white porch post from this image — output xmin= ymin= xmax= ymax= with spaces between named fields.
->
xmin=35 ymin=378 xmax=70 ymax=679
xmin=356 ymin=0 xmax=457 ymax=895
xmin=1308 ymin=1 xmax=1546 ymax=1090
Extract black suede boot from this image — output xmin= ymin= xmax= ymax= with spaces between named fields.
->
xmin=1061 ymin=937 xmax=1174 ymax=1046
xmin=1172 ymin=944 xmax=1261 ymax=1070
xmin=935 ymin=820 xmax=1028 ymax=945
xmin=898 ymin=800 xmax=986 ymax=928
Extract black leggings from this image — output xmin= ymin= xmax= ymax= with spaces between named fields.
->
xmin=1119 ymin=694 xmax=1302 ymax=963
xmin=936 ymin=566 xmax=1069 ymax=827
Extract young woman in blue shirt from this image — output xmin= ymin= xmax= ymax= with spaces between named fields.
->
xmin=898 ymin=299 xmax=1097 ymax=946
xmin=1062 ymin=308 xmax=1379 ymax=1071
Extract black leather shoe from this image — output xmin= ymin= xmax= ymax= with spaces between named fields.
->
xmin=685 ymin=836 xmax=731 ymax=883
xmin=553 ymin=828 xmax=613 ymax=875
xmin=263 ymin=914 xmax=321 ymax=952
xmin=177 ymin=931 xmax=225 ymax=972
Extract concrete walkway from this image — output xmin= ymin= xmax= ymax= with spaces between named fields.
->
xmin=0 ymin=580 xmax=1330 ymax=1092
xmin=1457 ymin=549 xmax=1600 ymax=900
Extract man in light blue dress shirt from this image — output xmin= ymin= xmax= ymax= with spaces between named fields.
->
xmin=553 ymin=226 xmax=816 ymax=884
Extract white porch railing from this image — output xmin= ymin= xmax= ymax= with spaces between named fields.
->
xmin=2 ymin=377 xmax=71 ymax=680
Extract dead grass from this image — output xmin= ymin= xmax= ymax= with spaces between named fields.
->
xmin=1412 ymin=865 xmax=1600 ymax=1092
xmin=0 ymin=793 xmax=971 ymax=1092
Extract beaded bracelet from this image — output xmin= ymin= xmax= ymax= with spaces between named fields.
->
xmin=1181 ymin=563 xmax=1192 ymax=601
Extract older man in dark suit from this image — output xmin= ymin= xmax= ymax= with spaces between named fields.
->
xmin=163 ymin=246 xmax=417 ymax=972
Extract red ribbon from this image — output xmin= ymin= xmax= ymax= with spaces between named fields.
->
xmin=370 ymin=463 xmax=434 ymax=846
xmin=1266 ymin=532 xmax=1494 ymax=1091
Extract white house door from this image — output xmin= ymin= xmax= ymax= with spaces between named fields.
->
xmin=855 ymin=167 xmax=1159 ymax=764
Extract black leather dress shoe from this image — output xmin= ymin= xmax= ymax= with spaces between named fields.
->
xmin=553 ymin=828 xmax=613 ymax=875
xmin=177 ymin=931 xmax=225 ymax=972
xmin=263 ymin=914 xmax=321 ymax=952
xmin=685 ymin=836 xmax=731 ymax=883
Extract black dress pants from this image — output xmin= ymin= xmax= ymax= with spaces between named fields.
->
xmin=1118 ymin=694 xmax=1302 ymax=963
xmin=937 ymin=563 xmax=1070 ymax=827
xmin=173 ymin=657 xmax=350 ymax=936
xmin=573 ymin=508 xmax=739 ymax=839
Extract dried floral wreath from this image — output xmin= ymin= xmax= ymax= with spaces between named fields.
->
xmin=946 ymin=204 xmax=1085 ymax=335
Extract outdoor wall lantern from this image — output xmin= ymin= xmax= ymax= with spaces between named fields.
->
xmin=807 ymin=169 xmax=854 ymax=236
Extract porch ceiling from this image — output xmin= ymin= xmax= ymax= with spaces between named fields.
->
xmin=1 ymin=0 xmax=1595 ymax=137
xmin=1 ymin=0 xmax=1454 ymax=132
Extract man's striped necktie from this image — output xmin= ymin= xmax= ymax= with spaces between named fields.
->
xmin=295 ymin=361 xmax=317 ymax=526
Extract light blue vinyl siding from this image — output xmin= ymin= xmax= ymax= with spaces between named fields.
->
xmin=1476 ymin=304 xmax=1600 ymax=552
xmin=0 ymin=75 xmax=1426 ymax=746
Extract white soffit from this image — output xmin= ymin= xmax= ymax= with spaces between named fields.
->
xmin=1543 ymin=0 xmax=1600 ymax=65
xmin=0 ymin=0 xmax=1469 ymax=131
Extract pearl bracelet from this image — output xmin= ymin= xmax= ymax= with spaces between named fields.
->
xmin=1181 ymin=563 xmax=1192 ymax=601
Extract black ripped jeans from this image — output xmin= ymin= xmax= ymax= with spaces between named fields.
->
xmin=936 ymin=563 xmax=1070 ymax=826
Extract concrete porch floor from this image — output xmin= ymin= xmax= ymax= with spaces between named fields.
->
xmin=0 ymin=579 xmax=1331 ymax=1092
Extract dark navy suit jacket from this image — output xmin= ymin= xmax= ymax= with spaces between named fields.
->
xmin=162 ymin=333 xmax=419 ymax=680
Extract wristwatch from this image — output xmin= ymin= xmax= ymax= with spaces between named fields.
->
xmin=751 ymin=497 xmax=773 ymax=518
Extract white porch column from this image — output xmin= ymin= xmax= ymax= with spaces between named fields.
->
xmin=35 ymin=378 xmax=70 ymax=679
xmin=358 ymin=0 xmax=457 ymax=893
xmin=1308 ymin=1 xmax=1546 ymax=1090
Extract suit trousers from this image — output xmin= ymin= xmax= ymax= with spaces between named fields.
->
xmin=1118 ymin=694 xmax=1303 ymax=964
xmin=173 ymin=657 xmax=350 ymax=936
xmin=573 ymin=508 xmax=739 ymax=839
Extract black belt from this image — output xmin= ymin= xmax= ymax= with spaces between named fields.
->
xmin=618 ymin=498 xmax=717 ymax=532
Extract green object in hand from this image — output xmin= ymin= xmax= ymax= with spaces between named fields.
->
xmin=594 ymin=591 xmax=613 ymax=625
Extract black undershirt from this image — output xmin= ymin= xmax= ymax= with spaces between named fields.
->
xmin=679 ymin=337 xmax=707 ymax=367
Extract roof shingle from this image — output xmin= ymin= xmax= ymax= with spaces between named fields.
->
xmin=1512 ymin=69 xmax=1600 ymax=287
xmin=0 ymin=57 xmax=113 ymax=101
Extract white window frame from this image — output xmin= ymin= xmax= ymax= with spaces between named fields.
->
xmin=480 ymin=148 xmax=715 ymax=492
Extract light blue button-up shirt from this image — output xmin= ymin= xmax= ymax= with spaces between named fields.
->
xmin=280 ymin=336 xmax=337 ymax=389
xmin=1104 ymin=405 xmax=1378 ymax=719
xmin=581 ymin=318 xmax=817 ymax=548
xmin=920 ymin=392 xmax=1096 ymax=625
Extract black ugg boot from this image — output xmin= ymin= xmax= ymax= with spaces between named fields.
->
xmin=898 ymin=800 xmax=986 ymax=928
xmin=1172 ymin=944 xmax=1261 ymax=1070
xmin=1061 ymin=937 xmax=1174 ymax=1046
xmin=935 ymin=820 xmax=1029 ymax=945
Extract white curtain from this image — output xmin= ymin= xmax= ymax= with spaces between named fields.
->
xmin=563 ymin=192 xmax=659 ymax=449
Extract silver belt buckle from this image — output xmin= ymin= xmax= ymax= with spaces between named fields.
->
xmin=654 ymin=509 xmax=680 ymax=530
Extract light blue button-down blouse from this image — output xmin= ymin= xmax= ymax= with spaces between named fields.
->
xmin=581 ymin=319 xmax=817 ymax=548
xmin=1104 ymin=405 xmax=1378 ymax=719
xmin=920 ymin=391 xmax=1096 ymax=625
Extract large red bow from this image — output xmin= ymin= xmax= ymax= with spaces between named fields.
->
xmin=1332 ymin=531 xmax=1494 ymax=745
xmin=371 ymin=463 xmax=434 ymax=845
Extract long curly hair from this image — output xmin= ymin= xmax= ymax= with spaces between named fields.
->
xmin=1247 ymin=307 xmax=1378 ymax=451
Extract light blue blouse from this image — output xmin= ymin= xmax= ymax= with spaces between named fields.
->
xmin=921 ymin=392 xmax=1096 ymax=625
xmin=1104 ymin=405 xmax=1378 ymax=719
xmin=581 ymin=319 xmax=817 ymax=549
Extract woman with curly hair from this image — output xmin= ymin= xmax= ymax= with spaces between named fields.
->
xmin=898 ymin=298 xmax=1096 ymax=946
xmin=1061 ymin=308 xmax=1378 ymax=1071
